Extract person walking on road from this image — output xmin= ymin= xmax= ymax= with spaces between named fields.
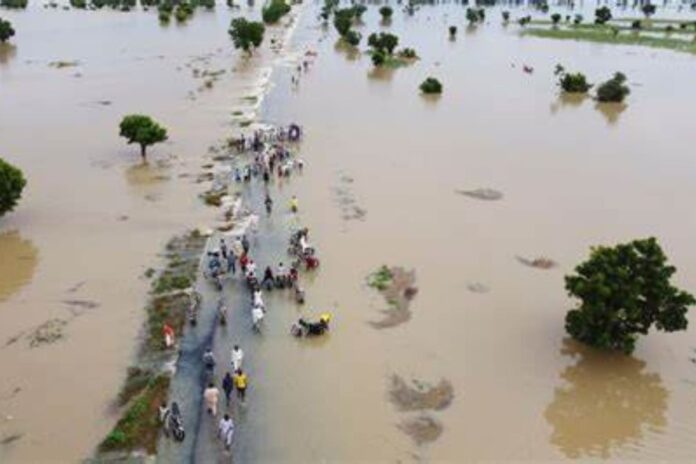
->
xmin=218 ymin=414 xmax=235 ymax=451
xmin=204 ymin=382 xmax=220 ymax=416
xmin=231 ymin=345 xmax=244 ymax=372
xmin=222 ymin=372 xmax=234 ymax=407
xmin=233 ymin=369 xmax=248 ymax=403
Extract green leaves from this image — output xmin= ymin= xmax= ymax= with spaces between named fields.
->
xmin=0 ymin=157 xmax=26 ymax=217
xmin=0 ymin=17 xmax=15 ymax=43
xmin=228 ymin=17 xmax=265 ymax=54
xmin=564 ymin=238 xmax=694 ymax=354
xmin=119 ymin=114 xmax=168 ymax=159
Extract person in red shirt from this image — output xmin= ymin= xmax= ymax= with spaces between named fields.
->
xmin=163 ymin=323 xmax=175 ymax=348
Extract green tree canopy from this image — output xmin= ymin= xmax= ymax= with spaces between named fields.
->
xmin=641 ymin=3 xmax=656 ymax=18
xmin=0 ymin=158 xmax=26 ymax=217
xmin=419 ymin=77 xmax=442 ymax=94
xmin=228 ymin=17 xmax=265 ymax=54
xmin=0 ymin=17 xmax=14 ymax=43
xmin=262 ymin=0 xmax=291 ymax=24
xmin=594 ymin=6 xmax=612 ymax=25
xmin=596 ymin=72 xmax=630 ymax=103
xmin=379 ymin=5 xmax=392 ymax=19
xmin=564 ymin=238 xmax=695 ymax=354
xmin=368 ymin=32 xmax=398 ymax=55
xmin=119 ymin=115 xmax=168 ymax=159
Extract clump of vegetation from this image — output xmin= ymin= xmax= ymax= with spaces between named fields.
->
xmin=368 ymin=31 xmax=399 ymax=54
xmin=554 ymin=64 xmax=592 ymax=93
xmin=152 ymin=272 xmax=191 ymax=295
xmin=595 ymin=71 xmax=629 ymax=103
xmin=379 ymin=5 xmax=393 ymax=21
xmin=398 ymin=47 xmax=417 ymax=59
xmin=228 ymin=17 xmax=265 ymax=54
xmin=319 ymin=0 xmax=339 ymax=21
xmin=551 ymin=13 xmax=562 ymax=26
xmin=119 ymin=114 xmax=168 ymax=160
xmin=174 ymin=2 xmax=194 ymax=22
xmin=0 ymin=0 xmax=27 ymax=9
xmin=419 ymin=77 xmax=442 ymax=95
xmin=118 ymin=367 xmax=154 ymax=406
xmin=594 ymin=6 xmax=612 ymax=25
xmin=518 ymin=15 xmax=531 ymax=26
xmin=99 ymin=374 xmax=171 ymax=454
xmin=573 ymin=14 xmax=583 ymax=25
xmin=262 ymin=0 xmax=291 ymax=24
xmin=466 ymin=7 xmax=485 ymax=24
xmin=631 ymin=19 xmax=642 ymax=30
xmin=0 ymin=17 xmax=14 ymax=43
xmin=501 ymin=10 xmax=510 ymax=23
xmin=0 ymin=158 xmax=26 ymax=217
xmin=449 ymin=25 xmax=457 ymax=38
xmin=368 ymin=265 xmax=393 ymax=291
xmin=342 ymin=29 xmax=361 ymax=47
xmin=641 ymin=2 xmax=656 ymax=18
xmin=69 ymin=0 xmax=87 ymax=8
xmin=201 ymin=188 xmax=226 ymax=207
xmin=565 ymin=238 xmax=695 ymax=354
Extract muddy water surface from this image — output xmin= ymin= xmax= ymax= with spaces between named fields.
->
xmin=0 ymin=3 xmax=286 ymax=461
xmin=231 ymin=3 xmax=696 ymax=462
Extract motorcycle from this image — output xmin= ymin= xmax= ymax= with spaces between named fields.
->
xmin=291 ymin=315 xmax=330 ymax=338
xmin=165 ymin=402 xmax=185 ymax=442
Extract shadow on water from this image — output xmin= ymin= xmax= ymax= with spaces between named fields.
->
xmin=0 ymin=230 xmax=39 ymax=303
xmin=544 ymin=339 xmax=667 ymax=459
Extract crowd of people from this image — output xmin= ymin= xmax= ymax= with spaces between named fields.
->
xmin=161 ymin=122 xmax=329 ymax=455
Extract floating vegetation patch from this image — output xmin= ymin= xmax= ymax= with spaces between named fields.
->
xmin=398 ymin=415 xmax=443 ymax=445
xmin=388 ymin=375 xmax=454 ymax=412
xmin=455 ymin=188 xmax=503 ymax=201
xmin=368 ymin=266 xmax=418 ymax=329
xmin=516 ymin=255 xmax=557 ymax=270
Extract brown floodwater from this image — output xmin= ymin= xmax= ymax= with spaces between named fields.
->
xmin=2 ymin=0 xmax=696 ymax=462
xmin=229 ymin=2 xmax=696 ymax=462
xmin=0 ymin=3 xmax=289 ymax=461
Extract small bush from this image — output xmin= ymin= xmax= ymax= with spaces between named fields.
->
xmin=596 ymin=72 xmax=630 ymax=103
xmin=419 ymin=77 xmax=442 ymax=95
xmin=343 ymin=29 xmax=361 ymax=47
xmin=559 ymin=72 xmax=592 ymax=93
xmin=379 ymin=5 xmax=393 ymax=20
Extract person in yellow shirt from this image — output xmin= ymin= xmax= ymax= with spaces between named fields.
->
xmin=290 ymin=195 xmax=299 ymax=213
xmin=233 ymin=369 xmax=248 ymax=402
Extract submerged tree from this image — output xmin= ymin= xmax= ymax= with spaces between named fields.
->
xmin=449 ymin=25 xmax=457 ymax=38
xmin=594 ymin=6 xmax=612 ymax=25
xmin=0 ymin=157 xmax=26 ymax=217
xmin=596 ymin=72 xmax=630 ymax=103
xmin=641 ymin=2 xmax=656 ymax=18
xmin=501 ymin=10 xmax=510 ymax=23
xmin=419 ymin=77 xmax=442 ymax=94
xmin=0 ymin=0 xmax=27 ymax=8
xmin=368 ymin=32 xmax=399 ymax=55
xmin=379 ymin=5 xmax=393 ymax=21
xmin=119 ymin=115 xmax=168 ymax=160
xmin=343 ymin=29 xmax=361 ymax=47
xmin=551 ymin=13 xmax=562 ymax=25
xmin=0 ymin=17 xmax=14 ymax=43
xmin=228 ymin=17 xmax=265 ymax=54
xmin=555 ymin=65 xmax=592 ymax=93
xmin=262 ymin=0 xmax=291 ymax=24
xmin=564 ymin=238 xmax=694 ymax=354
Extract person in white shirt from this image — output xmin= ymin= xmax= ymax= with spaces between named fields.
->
xmin=252 ymin=306 xmax=265 ymax=330
xmin=218 ymin=414 xmax=235 ymax=450
xmin=253 ymin=289 xmax=264 ymax=308
xmin=231 ymin=345 xmax=244 ymax=372
xmin=204 ymin=383 xmax=220 ymax=416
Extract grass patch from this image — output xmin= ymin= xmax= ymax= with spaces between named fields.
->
xmin=529 ymin=19 xmax=696 ymax=35
xmin=99 ymin=374 xmax=170 ymax=454
xmin=368 ymin=265 xmax=393 ymax=291
xmin=523 ymin=26 xmax=696 ymax=54
xmin=152 ymin=272 xmax=192 ymax=294
xmin=118 ymin=367 xmax=154 ymax=406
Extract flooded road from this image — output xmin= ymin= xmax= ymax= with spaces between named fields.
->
xmin=230 ymin=2 xmax=696 ymax=462
xmin=0 ymin=3 xmax=284 ymax=461
xmin=2 ymin=0 xmax=696 ymax=462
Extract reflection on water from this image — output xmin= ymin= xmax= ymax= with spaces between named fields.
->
xmin=0 ymin=230 xmax=39 ymax=303
xmin=596 ymin=101 xmax=628 ymax=125
xmin=545 ymin=340 xmax=667 ymax=459
xmin=124 ymin=159 xmax=172 ymax=188
xmin=0 ymin=43 xmax=17 ymax=66
xmin=550 ymin=92 xmax=588 ymax=114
